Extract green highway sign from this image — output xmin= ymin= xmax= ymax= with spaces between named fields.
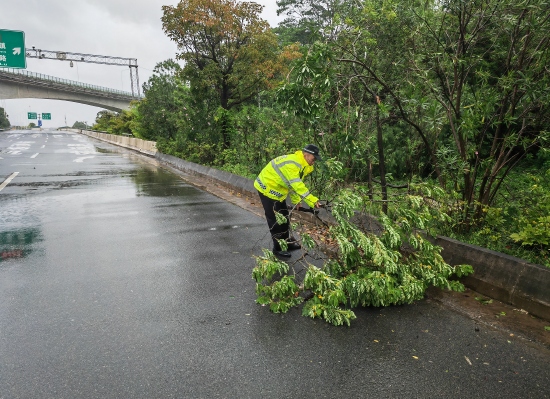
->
xmin=42 ymin=113 xmax=51 ymax=120
xmin=28 ymin=112 xmax=37 ymax=119
xmin=0 ymin=29 xmax=26 ymax=69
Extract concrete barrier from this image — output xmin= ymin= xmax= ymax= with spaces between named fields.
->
xmin=62 ymin=135 xmax=550 ymax=321
xmin=428 ymin=235 xmax=550 ymax=320
xmin=155 ymin=152 xmax=257 ymax=198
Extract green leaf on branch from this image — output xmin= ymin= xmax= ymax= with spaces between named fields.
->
xmin=277 ymin=239 xmax=288 ymax=251
xmin=301 ymin=233 xmax=315 ymax=250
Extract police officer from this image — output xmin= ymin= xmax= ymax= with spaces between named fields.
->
xmin=254 ymin=144 xmax=323 ymax=257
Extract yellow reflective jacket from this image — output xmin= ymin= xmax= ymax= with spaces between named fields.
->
xmin=254 ymin=151 xmax=319 ymax=207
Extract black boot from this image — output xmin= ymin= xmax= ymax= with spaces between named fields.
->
xmin=273 ymin=241 xmax=291 ymax=257
xmin=286 ymin=236 xmax=301 ymax=250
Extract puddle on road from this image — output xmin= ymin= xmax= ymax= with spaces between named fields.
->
xmin=95 ymin=147 xmax=119 ymax=154
xmin=0 ymin=227 xmax=43 ymax=262
xmin=131 ymin=167 xmax=200 ymax=198
xmin=153 ymin=201 xmax=222 ymax=208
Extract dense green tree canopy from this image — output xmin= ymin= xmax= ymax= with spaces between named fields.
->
xmin=136 ymin=59 xmax=182 ymax=141
xmin=162 ymin=0 xmax=300 ymax=147
xmin=274 ymin=0 xmax=349 ymax=44
xmin=0 ymin=107 xmax=10 ymax=129
xmin=72 ymin=121 xmax=87 ymax=129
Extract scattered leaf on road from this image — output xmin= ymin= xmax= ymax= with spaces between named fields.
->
xmin=475 ymin=296 xmax=494 ymax=305
xmin=465 ymin=356 xmax=472 ymax=366
xmin=413 ymin=356 xmax=418 ymax=359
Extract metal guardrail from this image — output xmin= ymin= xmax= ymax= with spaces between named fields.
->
xmin=0 ymin=68 xmax=142 ymax=99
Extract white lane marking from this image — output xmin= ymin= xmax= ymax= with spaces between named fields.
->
xmin=7 ymin=141 xmax=36 ymax=155
xmin=41 ymin=145 xmax=45 ymax=148
xmin=30 ymin=153 xmax=39 ymax=159
xmin=73 ymin=156 xmax=95 ymax=163
xmin=0 ymin=172 xmax=19 ymax=193
xmin=57 ymin=142 xmax=95 ymax=155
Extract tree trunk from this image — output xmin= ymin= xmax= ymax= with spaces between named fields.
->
xmin=219 ymin=82 xmax=231 ymax=149
xmin=368 ymin=159 xmax=373 ymax=201
xmin=376 ymin=103 xmax=387 ymax=214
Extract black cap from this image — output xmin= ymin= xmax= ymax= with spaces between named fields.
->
xmin=303 ymin=144 xmax=324 ymax=161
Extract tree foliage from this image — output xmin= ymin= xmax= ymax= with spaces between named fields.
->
xmin=278 ymin=0 xmax=550 ymax=229
xmin=93 ymin=108 xmax=138 ymax=135
xmin=404 ymin=0 xmax=550 ymax=223
xmin=0 ymin=107 xmax=10 ymax=129
xmin=162 ymin=0 xmax=300 ymax=147
xmin=72 ymin=121 xmax=87 ymax=129
xmin=93 ymin=110 xmax=115 ymax=131
xmin=136 ymin=60 xmax=182 ymax=141
xmin=274 ymin=0 xmax=349 ymax=44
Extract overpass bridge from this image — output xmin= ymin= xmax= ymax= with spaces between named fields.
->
xmin=0 ymin=68 xmax=142 ymax=112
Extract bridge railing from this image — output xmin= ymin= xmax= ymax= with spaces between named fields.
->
xmin=0 ymin=68 xmax=141 ymax=99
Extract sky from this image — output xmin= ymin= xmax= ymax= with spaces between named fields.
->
xmin=0 ymin=0 xmax=284 ymax=128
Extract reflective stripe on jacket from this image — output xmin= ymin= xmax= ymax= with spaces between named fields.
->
xmin=254 ymin=150 xmax=319 ymax=207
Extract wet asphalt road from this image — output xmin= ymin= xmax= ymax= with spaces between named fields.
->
xmin=1 ymin=130 xmax=549 ymax=398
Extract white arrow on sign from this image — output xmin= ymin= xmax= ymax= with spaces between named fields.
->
xmin=13 ymin=47 xmax=21 ymax=55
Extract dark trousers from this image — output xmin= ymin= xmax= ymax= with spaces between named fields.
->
xmin=258 ymin=190 xmax=290 ymax=248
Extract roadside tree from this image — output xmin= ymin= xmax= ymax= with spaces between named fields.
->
xmin=0 ymin=107 xmax=10 ymax=129
xmin=136 ymin=60 xmax=182 ymax=141
xmin=274 ymin=0 xmax=350 ymax=44
xmin=72 ymin=121 xmax=87 ymax=129
xmin=162 ymin=0 xmax=300 ymax=148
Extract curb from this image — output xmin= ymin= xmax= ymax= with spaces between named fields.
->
xmin=73 ymin=134 xmax=550 ymax=322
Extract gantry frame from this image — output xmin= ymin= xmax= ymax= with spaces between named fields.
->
xmin=25 ymin=47 xmax=140 ymax=98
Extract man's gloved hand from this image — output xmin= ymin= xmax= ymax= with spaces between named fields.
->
xmin=299 ymin=207 xmax=319 ymax=215
xmin=295 ymin=201 xmax=320 ymax=211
